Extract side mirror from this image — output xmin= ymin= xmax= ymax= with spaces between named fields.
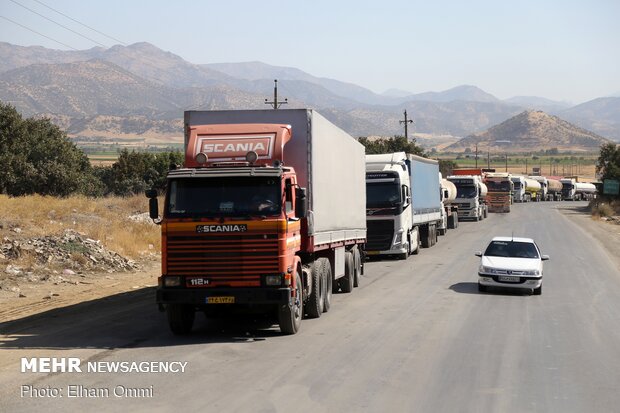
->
xmin=541 ymin=255 xmax=550 ymax=261
xmin=475 ymin=251 xmax=482 ymax=257
xmin=295 ymin=187 xmax=308 ymax=218
xmin=149 ymin=197 xmax=159 ymax=220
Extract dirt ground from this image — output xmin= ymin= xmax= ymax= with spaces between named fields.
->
xmin=1 ymin=204 xmax=619 ymax=324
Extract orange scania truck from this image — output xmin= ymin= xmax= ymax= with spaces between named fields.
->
xmin=147 ymin=109 xmax=366 ymax=335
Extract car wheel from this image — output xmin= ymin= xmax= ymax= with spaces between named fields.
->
xmin=478 ymin=283 xmax=487 ymax=293
xmin=533 ymin=285 xmax=542 ymax=295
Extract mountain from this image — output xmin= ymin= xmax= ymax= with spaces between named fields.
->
xmin=447 ymin=110 xmax=612 ymax=152
xmin=382 ymin=88 xmax=414 ymax=98
xmin=407 ymin=85 xmax=499 ymax=103
xmin=504 ymin=96 xmax=571 ymax=111
xmin=559 ymin=97 xmax=620 ymax=142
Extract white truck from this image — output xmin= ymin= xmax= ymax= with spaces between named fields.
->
xmin=560 ymin=178 xmax=577 ymax=200
xmin=447 ymin=175 xmax=488 ymax=221
xmin=511 ymin=175 xmax=526 ymax=202
xmin=365 ymin=153 xmax=443 ymax=259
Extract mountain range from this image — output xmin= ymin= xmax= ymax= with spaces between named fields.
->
xmin=0 ymin=41 xmax=619 ymax=145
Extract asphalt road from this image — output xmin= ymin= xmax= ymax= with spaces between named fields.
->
xmin=2 ymin=201 xmax=620 ymax=413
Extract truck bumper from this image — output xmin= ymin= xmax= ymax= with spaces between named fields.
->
xmin=366 ymin=246 xmax=407 ymax=256
xmin=157 ymin=287 xmax=292 ymax=307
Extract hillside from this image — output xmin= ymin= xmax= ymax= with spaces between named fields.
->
xmin=447 ymin=110 xmax=612 ymax=152
xmin=560 ymin=97 xmax=620 ymax=141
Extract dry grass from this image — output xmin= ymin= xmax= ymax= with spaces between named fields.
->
xmin=590 ymin=199 xmax=620 ymax=218
xmin=0 ymin=194 xmax=160 ymax=260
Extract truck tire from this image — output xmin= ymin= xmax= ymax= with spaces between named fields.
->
xmin=279 ymin=270 xmax=302 ymax=334
xmin=320 ymin=257 xmax=332 ymax=313
xmin=448 ymin=212 xmax=458 ymax=229
xmin=420 ymin=226 xmax=431 ymax=248
xmin=167 ymin=304 xmax=195 ymax=335
xmin=305 ymin=260 xmax=324 ymax=319
xmin=353 ymin=247 xmax=361 ymax=287
xmin=340 ymin=252 xmax=354 ymax=293
xmin=412 ymin=233 xmax=420 ymax=255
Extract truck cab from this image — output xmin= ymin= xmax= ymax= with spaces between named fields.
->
xmin=510 ymin=176 xmax=526 ymax=202
xmin=447 ymin=175 xmax=487 ymax=221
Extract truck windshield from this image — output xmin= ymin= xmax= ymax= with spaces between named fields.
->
xmin=512 ymin=182 xmax=522 ymax=190
xmin=484 ymin=241 xmax=540 ymax=259
xmin=486 ymin=181 xmax=511 ymax=191
xmin=366 ymin=182 xmax=401 ymax=208
xmin=455 ymin=185 xmax=477 ymax=198
xmin=166 ymin=177 xmax=281 ymax=217
xmin=562 ymin=182 xmax=573 ymax=191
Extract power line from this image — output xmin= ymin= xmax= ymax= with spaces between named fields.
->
xmin=32 ymin=0 xmax=127 ymax=46
xmin=0 ymin=15 xmax=79 ymax=50
xmin=8 ymin=0 xmax=108 ymax=47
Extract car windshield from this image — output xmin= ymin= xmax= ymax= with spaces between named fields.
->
xmin=166 ymin=177 xmax=281 ymax=217
xmin=484 ymin=241 xmax=540 ymax=259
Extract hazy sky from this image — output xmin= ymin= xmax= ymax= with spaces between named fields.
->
xmin=1 ymin=0 xmax=618 ymax=104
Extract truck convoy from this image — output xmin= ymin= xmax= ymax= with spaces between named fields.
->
xmin=148 ymin=109 xmax=366 ymax=335
xmin=447 ymin=175 xmax=488 ymax=221
xmin=365 ymin=152 xmax=443 ymax=258
xmin=484 ymin=172 xmax=513 ymax=213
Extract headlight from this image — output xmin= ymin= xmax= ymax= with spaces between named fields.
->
xmin=523 ymin=270 xmax=540 ymax=276
xmin=479 ymin=266 xmax=497 ymax=274
xmin=265 ymin=275 xmax=282 ymax=286
xmin=393 ymin=231 xmax=403 ymax=245
xmin=163 ymin=276 xmax=181 ymax=287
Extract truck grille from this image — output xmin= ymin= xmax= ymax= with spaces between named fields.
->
xmin=366 ymin=220 xmax=394 ymax=251
xmin=166 ymin=233 xmax=279 ymax=286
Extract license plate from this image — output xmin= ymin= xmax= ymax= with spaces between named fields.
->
xmin=498 ymin=276 xmax=520 ymax=282
xmin=206 ymin=296 xmax=235 ymax=304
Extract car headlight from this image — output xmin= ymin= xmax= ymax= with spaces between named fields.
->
xmin=479 ymin=266 xmax=497 ymax=274
xmin=523 ymin=270 xmax=540 ymax=276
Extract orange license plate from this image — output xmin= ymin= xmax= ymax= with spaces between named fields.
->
xmin=206 ymin=296 xmax=235 ymax=304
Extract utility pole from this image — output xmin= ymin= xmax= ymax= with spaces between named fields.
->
xmin=487 ymin=149 xmax=490 ymax=169
xmin=264 ymin=79 xmax=288 ymax=109
xmin=505 ymin=154 xmax=508 ymax=172
xmin=399 ymin=110 xmax=413 ymax=140
xmin=475 ymin=144 xmax=479 ymax=168
xmin=525 ymin=158 xmax=528 ymax=175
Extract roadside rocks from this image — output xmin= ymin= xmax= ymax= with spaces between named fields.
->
xmin=0 ymin=229 xmax=138 ymax=273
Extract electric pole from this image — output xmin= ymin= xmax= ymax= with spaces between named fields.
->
xmin=264 ymin=79 xmax=288 ymax=109
xmin=399 ymin=110 xmax=413 ymax=139
xmin=475 ymin=144 xmax=479 ymax=168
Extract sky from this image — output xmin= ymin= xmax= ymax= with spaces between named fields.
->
xmin=1 ymin=0 xmax=619 ymax=104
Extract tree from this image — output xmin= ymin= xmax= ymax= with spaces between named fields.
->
xmin=439 ymin=159 xmax=457 ymax=177
xmin=596 ymin=143 xmax=620 ymax=181
xmin=0 ymin=102 xmax=101 ymax=196
xmin=358 ymin=135 xmax=425 ymax=156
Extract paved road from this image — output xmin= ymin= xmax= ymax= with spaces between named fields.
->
xmin=2 ymin=202 xmax=620 ymax=412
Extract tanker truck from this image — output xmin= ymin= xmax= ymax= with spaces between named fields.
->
xmin=510 ymin=175 xmax=526 ymax=202
xmin=523 ymin=177 xmax=542 ymax=202
xmin=447 ymin=175 xmax=488 ymax=221
xmin=575 ymin=182 xmax=597 ymax=200
xmin=438 ymin=173 xmax=458 ymax=235
xmin=147 ymin=109 xmax=366 ymax=335
xmin=529 ymin=176 xmax=549 ymax=201
xmin=484 ymin=172 xmax=513 ymax=212
xmin=547 ymin=178 xmax=563 ymax=201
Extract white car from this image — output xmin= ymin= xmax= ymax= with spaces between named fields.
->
xmin=475 ymin=236 xmax=549 ymax=295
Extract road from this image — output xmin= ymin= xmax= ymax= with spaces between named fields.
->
xmin=1 ymin=202 xmax=620 ymax=412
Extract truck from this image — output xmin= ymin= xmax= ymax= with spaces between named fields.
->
xmin=408 ymin=155 xmax=444 ymax=248
xmin=147 ymin=109 xmax=366 ymax=335
xmin=484 ymin=172 xmax=513 ymax=213
xmin=547 ymin=178 xmax=563 ymax=201
xmin=438 ymin=174 xmax=458 ymax=235
xmin=529 ymin=176 xmax=548 ymax=201
xmin=560 ymin=178 xmax=577 ymax=200
xmin=510 ymin=175 xmax=526 ymax=202
xmin=575 ymin=182 xmax=597 ymax=200
xmin=447 ymin=175 xmax=488 ymax=221
xmin=523 ymin=177 xmax=542 ymax=202
xmin=364 ymin=153 xmax=443 ymax=258
xmin=365 ymin=152 xmax=417 ymax=259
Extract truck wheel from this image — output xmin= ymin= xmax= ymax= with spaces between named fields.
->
xmin=420 ymin=226 xmax=430 ymax=248
xmin=305 ymin=260 xmax=324 ymax=319
xmin=167 ymin=304 xmax=195 ymax=335
xmin=353 ymin=247 xmax=361 ymax=287
xmin=279 ymin=271 xmax=302 ymax=334
xmin=320 ymin=257 xmax=332 ymax=313
xmin=340 ymin=252 xmax=354 ymax=293
xmin=412 ymin=233 xmax=420 ymax=255
xmin=483 ymin=208 xmax=488 ymax=218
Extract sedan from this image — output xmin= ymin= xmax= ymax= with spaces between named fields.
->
xmin=476 ymin=236 xmax=549 ymax=295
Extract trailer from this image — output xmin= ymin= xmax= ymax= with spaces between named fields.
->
xmin=438 ymin=174 xmax=458 ymax=235
xmin=148 ymin=109 xmax=366 ymax=335
xmin=408 ymin=155 xmax=443 ymax=248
